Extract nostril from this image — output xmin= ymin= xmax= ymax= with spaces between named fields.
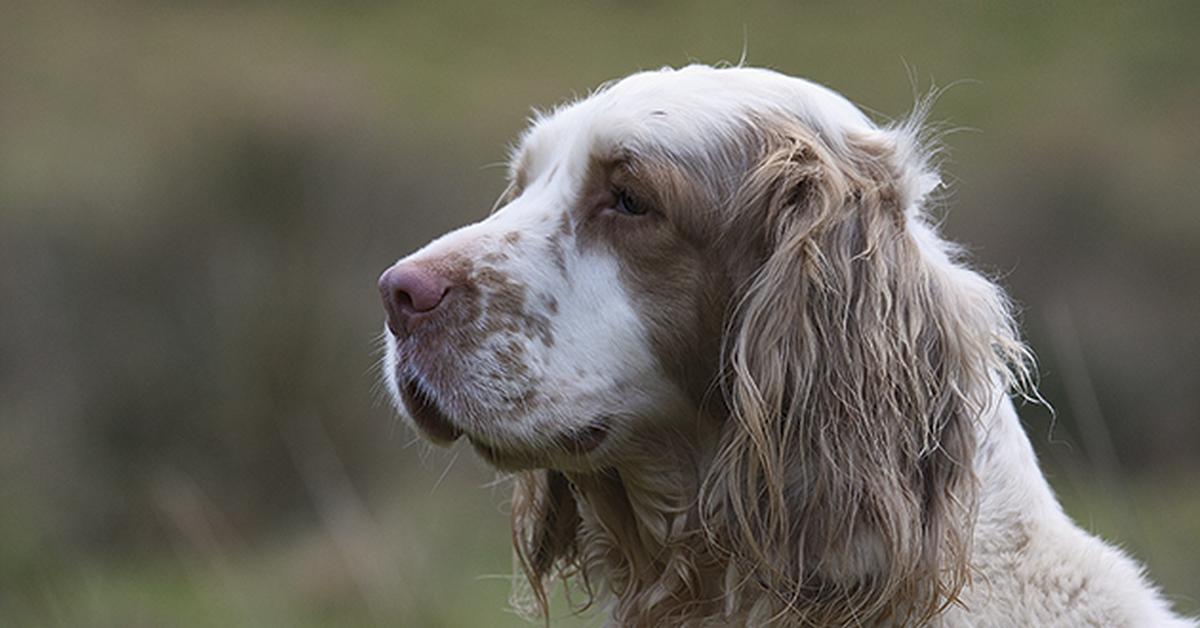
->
xmin=378 ymin=263 xmax=452 ymax=335
xmin=392 ymin=286 xmax=416 ymax=313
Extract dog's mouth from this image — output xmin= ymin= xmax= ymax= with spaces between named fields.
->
xmin=400 ymin=377 xmax=463 ymax=443
xmin=399 ymin=374 xmax=609 ymax=468
xmin=470 ymin=421 xmax=608 ymax=471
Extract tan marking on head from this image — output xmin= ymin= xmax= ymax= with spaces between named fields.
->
xmin=473 ymin=265 xmax=556 ymax=349
xmin=493 ymin=337 xmax=530 ymax=380
xmin=571 ymin=151 xmax=733 ymax=407
xmin=547 ymin=212 xmax=570 ymax=276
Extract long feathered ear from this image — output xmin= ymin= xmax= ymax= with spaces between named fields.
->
xmin=511 ymin=470 xmax=587 ymax=620
xmin=702 ymin=121 xmax=1031 ymax=624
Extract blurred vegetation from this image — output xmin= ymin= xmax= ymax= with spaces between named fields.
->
xmin=1 ymin=1 xmax=1196 ymax=625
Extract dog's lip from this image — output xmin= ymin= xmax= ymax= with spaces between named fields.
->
xmin=469 ymin=419 xmax=609 ymax=470
xmin=468 ymin=440 xmax=534 ymax=471
xmin=561 ymin=421 xmax=608 ymax=454
xmin=400 ymin=377 xmax=463 ymax=443
xmin=397 ymin=372 xmax=609 ymax=461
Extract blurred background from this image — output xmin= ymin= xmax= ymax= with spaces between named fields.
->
xmin=1 ymin=2 xmax=1197 ymax=626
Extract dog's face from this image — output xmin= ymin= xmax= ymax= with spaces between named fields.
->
xmin=379 ymin=66 xmax=877 ymax=471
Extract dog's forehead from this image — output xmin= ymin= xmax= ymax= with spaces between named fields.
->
xmin=512 ymin=65 xmax=875 ymax=183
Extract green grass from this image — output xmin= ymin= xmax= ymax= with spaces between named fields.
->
xmin=4 ymin=463 xmax=1196 ymax=627
xmin=0 ymin=458 xmax=598 ymax=628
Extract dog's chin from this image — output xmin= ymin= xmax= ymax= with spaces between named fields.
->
xmin=399 ymin=377 xmax=463 ymax=444
xmin=468 ymin=421 xmax=610 ymax=471
xmin=467 ymin=439 xmax=541 ymax=471
xmin=398 ymin=374 xmax=612 ymax=469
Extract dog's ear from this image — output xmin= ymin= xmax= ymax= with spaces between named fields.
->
xmin=511 ymin=470 xmax=583 ymax=618
xmin=702 ymin=122 xmax=1030 ymax=623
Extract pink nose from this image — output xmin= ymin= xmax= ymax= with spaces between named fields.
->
xmin=378 ymin=263 xmax=452 ymax=336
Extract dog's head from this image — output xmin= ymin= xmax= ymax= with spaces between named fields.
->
xmin=380 ymin=66 xmax=891 ymax=469
xmin=379 ymin=65 xmax=1030 ymax=623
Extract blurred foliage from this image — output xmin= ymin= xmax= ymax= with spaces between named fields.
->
xmin=0 ymin=0 xmax=1197 ymax=624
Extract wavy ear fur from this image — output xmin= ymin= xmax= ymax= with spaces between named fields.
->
xmin=511 ymin=469 xmax=587 ymax=619
xmin=702 ymin=120 xmax=1030 ymax=624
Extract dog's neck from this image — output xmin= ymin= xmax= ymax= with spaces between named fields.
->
xmin=971 ymin=395 xmax=1063 ymax=541
xmin=938 ymin=396 xmax=1193 ymax=626
xmin=562 ymin=419 xmax=727 ymax=623
xmin=559 ymin=396 xmax=1191 ymax=626
xmin=564 ymin=404 xmax=1015 ymax=624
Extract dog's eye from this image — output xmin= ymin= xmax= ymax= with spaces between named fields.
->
xmin=613 ymin=189 xmax=649 ymax=216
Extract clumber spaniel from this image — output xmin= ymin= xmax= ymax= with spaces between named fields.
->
xmin=378 ymin=65 xmax=1192 ymax=626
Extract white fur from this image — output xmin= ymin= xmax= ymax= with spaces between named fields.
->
xmin=938 ymin=397 xmax=1193 ymax=627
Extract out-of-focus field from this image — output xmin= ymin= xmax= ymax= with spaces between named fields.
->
xmin=3 ymin=463 xmax=1200 ymax=627
xmin=3 ymin=465 xmax=1199 ymax=627
xmin=1 ymin=2 xmax=1197 ymax=625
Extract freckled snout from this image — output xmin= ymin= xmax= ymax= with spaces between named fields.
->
xmin=378 ymin=262 xmax=452 ymax=336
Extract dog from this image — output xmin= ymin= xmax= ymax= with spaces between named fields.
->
xmin=378 ymin=65 xmax=1193 ymax=626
